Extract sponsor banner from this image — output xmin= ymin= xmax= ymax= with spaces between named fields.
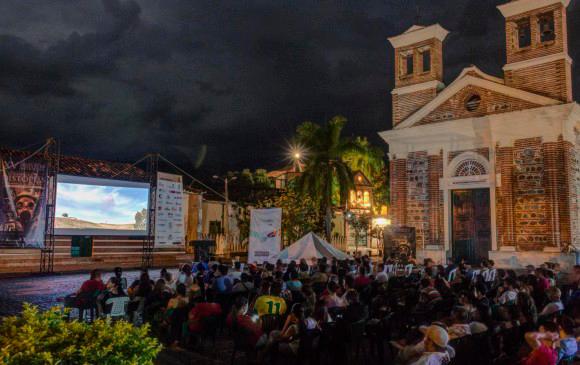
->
xmin=0 ymin=153 xmax=47 ymax=248
xmin=248 ymin=208 xmax=281 ymax=264
xmin=155 ymin=172 xmax=184 ymax=246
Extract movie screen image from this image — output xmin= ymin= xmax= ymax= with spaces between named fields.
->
xmin=55 ymin=175 xmax=149 ymax=236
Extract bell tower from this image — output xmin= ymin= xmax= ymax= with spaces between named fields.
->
xmin=388 ymin=24 xmax=448 ymax=126
xmin=498 ymin=0 xmax=572 ymax=102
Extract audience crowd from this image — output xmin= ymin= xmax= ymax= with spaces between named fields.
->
xmin=69 ymin=256 xmax=580 ymax=364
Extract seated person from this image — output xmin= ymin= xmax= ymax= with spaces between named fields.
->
xmin=187 ymin=300 xmax=222 ymax=334
xmin=448 ymin=306 xmax=471 ymax=340
xmin=285 ymin=271 xmax=303 ymax=292
xmin=324 ymin=281 xmax=345 ymax=309
xmin=254 ymin=281 xmax=287 ymax=317
xmin=270 ymin=303 xmax=304 ymax=356
xmin=232 ymin=273 xmax=255 ymax=293
xmin=343 ymin=289 xmax=368 ymax=323
xmin=396 ymin=323 xmax=455 ymax=365
xmin=78 ymin=269 xmax=106 ymax=295
xmin=538 ymin=287 xmax=564 ymax=319
xmin=100 ymin=277 xmax=127 ymax=314
xmin=521 ymin=322 xmax=559 ymax=365
xmin=113 ymin=267 xmax=127 ymax=290
xmin=213 ymin=265 xmax=233 ymax=294
xmin=556 ymin=316 xmax=578 ymax=364
xmin=354 ymin=266 xmax=371 ymax=289
xmin=226 ymin=296 xmax=266 ymax=348
xmin=497 ymin=278 xmax=518 ymax=305
xmin=167 ymin=283 xmax=189 ymax=312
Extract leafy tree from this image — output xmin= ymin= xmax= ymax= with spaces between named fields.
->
xmin=295 ymin=116 xmax=364 ymax=239
xmin=258 ymin=189 xmax=323 ymax=245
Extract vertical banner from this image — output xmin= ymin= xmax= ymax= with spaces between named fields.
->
xmin=155 ymin=172 xmax=184 ymax=246
xmin=248 ymin=208 xmax=281 ymax=264
xmin=0 ymin=154 xmax=47 ymax=248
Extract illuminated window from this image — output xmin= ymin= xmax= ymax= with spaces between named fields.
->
xmin=363 ymin=191 xmax=370 ymax=207
xmin=350 ymin=190 xmax=356 ymax=204
xmin=455 ymin=159 xmax=487 ymax=177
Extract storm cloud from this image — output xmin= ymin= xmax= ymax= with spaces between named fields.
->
xmin=0 ymin=0 xmax=579 ymax=174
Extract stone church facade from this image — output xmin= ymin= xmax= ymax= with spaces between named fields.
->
xmin=379 ymin=0 xmax=579 ymax=268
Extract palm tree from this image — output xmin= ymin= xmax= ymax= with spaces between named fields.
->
xmin=296 ymin=116 xmax=364 ymax=239
xmin=342 ymin=137 xmax=385 ymax=179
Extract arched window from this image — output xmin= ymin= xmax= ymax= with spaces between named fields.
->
xmin=454 ymin=159 xmax=487 ymax=177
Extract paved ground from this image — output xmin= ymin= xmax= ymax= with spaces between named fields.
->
xmin=0 ymin=270 xmax=148 ymax=316
xmin=0 ymin=270 xmax=237 ymax=365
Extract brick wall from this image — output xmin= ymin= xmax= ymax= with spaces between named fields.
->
xmin=495 ymin=137 xmax=574 ymax=252
xmin=513 ymin=138 xmax=550 ymax=251
xmin=503 ymin=3 xmax=571 ymax=102
xmin=428 ymin=153 xmax=444 ymax=245
xmin=505 ymin=59 xmax=570 ymax=102
xmin=390 ymin=151 xmax=444 ymax=248
xmin=390 ymin=158 xmax=407 ymax=227
xmin=417 ymin=85 xmax=540 ymax=126
xmin=496 ymin=145 xmax=516 ymax=248
xmin=393 ymin=88 xmax=437 ymax=126
xmin=505 ymin=4 xmax=566 ymax=64
xmin=569 ymin=140 xmax=580 ymax=248
xmin=394 ymin=39 xmax=443 ymax=89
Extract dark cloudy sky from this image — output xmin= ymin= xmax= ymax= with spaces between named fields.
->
xmin=1 ymin=0 xmax=579 ymax=175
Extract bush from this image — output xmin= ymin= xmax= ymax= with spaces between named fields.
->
xmin=0 ymin=304 xmax=162 ymax=365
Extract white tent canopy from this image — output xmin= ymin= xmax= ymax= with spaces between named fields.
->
xmin=270 ymin=232 xmax=350 ymax=262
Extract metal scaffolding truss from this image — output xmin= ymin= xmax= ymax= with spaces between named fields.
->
xmin=40 ymin=139 xmax=60 ymax=274
xmin=142 ymin=154 xmax=158 ymax=269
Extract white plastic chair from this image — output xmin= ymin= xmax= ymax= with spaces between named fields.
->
xmin=471 ymin=269 xmax=481 ymax=283
xmin=448 ymin=268 xmax=457 ymax=282
xmin=105 ymin=296 xmax=130 ymax=320
xmin=482 ymin=268 xmax=496 ymax=283
xmin=404 ymin=264 xmax=414 ymax=277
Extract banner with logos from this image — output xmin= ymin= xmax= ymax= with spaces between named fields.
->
xmin=0 ymin=153 xmax=48 ymax=248
xmin=155 ymin=172 xmax=184 ymax=246
xmin=248 ymin=208 xmax=281 ymax=264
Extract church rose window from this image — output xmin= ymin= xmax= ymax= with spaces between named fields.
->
xmin=465 ymin=94 xmax=482 ymax=112
xmin=455 ymin=159 xmax=487 ymax=177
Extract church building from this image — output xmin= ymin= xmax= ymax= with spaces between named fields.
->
xmin=379 ymin=0 xmax=579 ymax=268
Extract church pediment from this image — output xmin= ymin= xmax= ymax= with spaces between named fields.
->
xmin=395 ymin=71 xmax=561 ymax=129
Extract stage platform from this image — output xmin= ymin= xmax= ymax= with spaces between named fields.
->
xmin=0 ymin=237 xmax=195 ymax=275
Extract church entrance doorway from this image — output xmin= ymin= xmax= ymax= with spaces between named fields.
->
xmin=451 ymin=189 xmax=491 ymax=264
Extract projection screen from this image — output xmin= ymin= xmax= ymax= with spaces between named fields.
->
xmin=55 ymin=175 xmax=150 ymax=236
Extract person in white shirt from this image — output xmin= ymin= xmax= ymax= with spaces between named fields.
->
xmin=395 ymin=323 xmax=455 ymax=365
xmin=376 ymin=263 xmax=388 ymax=284
xmin=409 ymin=324 xmax=454 ymax=365
xmin=539 ymin=287 xmax=564 ymax=317
xmin=497 ymin=278 xmax=518 ymax=305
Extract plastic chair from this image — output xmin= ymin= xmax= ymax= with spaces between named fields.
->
xmin=482 ymin=268 xmax=496 ymax=283
xmin=105 ymin=296 xmax=130 ymax=320
xmin=404 ymin=264 xmax=414 ymax=277
xmin=448 ymin=268 xmax=457 ymax=282
xmin=471 ymin=269 xmax=481 ymax=283
xmin=76 ymin=292 xmax=98 ymax=322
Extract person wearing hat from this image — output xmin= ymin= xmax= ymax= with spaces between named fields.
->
xmin=409 ymin=324 xmax=454 ymax=365
xmin=394 ymin=323 xmax=455 ymax=365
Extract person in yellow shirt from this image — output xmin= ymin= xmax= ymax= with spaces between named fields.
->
xmin=254 ymin=281 xmax=287 ymax=317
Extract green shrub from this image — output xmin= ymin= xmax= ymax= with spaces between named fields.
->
xmin=0 ymin=304 xmax=162 ymax=365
